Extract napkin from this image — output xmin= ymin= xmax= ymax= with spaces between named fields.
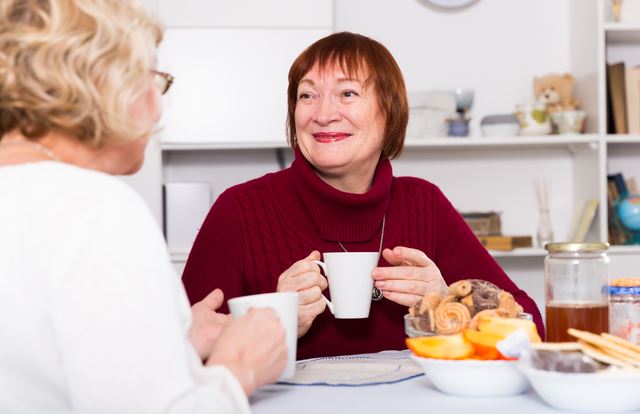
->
xmin=278 ymin=350 xmax=423 ymax=387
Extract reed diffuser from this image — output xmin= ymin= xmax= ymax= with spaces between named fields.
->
xmin=535 ymin=179 xmax=554 ymax=247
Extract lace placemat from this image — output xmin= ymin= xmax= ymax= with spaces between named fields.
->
xmin=278 ymin=351 xmax=424 ymax=387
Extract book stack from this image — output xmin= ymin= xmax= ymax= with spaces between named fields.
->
xmin=477 ymin=235 xmax=533 ymax=251
xmin=607 ymin=62 xmax=640 ymax=134
xmin=461 ymin=210 xmax=532 ymax=251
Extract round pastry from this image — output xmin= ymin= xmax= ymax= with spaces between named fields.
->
xmin=467 ymin=279 xmax=502 ymax=313
xmin=434 ymin=302 xmax=471 ymax=335
xmin=472 ymin=286 xmax=500 ymax=313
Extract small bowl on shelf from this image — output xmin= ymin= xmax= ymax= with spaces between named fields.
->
xmin=480 ymin=114 xmax=519 ymax=137
xmin=549 ymin=110 xmax=586 ymax=134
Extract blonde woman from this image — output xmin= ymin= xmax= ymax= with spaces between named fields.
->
xmin=0 ymin=0 xmax=286 ymax=412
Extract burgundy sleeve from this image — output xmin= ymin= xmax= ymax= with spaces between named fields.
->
xmin=182 ymin=189 xmax=246 ymax=313
xmin=429 ymin=185 xmax=545 ymax=339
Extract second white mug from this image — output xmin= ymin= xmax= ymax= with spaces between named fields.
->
xmin=314 ymin=252 xmax=379 ymax=319
xmin=227 ymin=291 xmax=298 ymax=379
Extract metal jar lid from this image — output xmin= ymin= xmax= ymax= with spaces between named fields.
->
xmin=544 ymin=242 xmax=609 ymax=253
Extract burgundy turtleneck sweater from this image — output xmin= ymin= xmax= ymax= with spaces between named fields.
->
xmin=182 ymin=149 xmax=544 ymax=359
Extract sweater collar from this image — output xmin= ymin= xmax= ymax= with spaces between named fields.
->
xmin=289 ymin=147 xmax=392 ymax=242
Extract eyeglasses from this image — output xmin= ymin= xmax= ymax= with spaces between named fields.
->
xmin=152 ymin=70 xmax=174 ymax=95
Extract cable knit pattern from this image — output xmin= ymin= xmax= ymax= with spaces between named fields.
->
xmin=182 ymin=150 xmax=544 ymax=359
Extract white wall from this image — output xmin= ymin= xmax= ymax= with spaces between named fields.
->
xmin=335 ymin=0 xmax=572 ymax=135
xmin=333 ymin=0 xmax=580 ymax=312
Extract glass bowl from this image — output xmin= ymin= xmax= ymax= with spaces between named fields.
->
xmin=404 ymin=314 xmax=435 ymax=337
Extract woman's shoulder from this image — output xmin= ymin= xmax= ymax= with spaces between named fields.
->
xmin=393 ymin=175 xmax=440 ymax=194
xmin=56 ymin=163 xmax=146 ymax=204
xmin=9 ymin=162 xmax=152 ymax=217
xmin=218 ymin=167 xmax=290 ymax=201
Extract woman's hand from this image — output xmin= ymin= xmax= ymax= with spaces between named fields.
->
xmin=206 ymin=308 xmax=288 ymax=396
xmin=189 ymin=289 xmax=231 ymax=361
xmin=276 ymin=251 xmax=328 ymax=338
xmin=373 ymin=246 xmax=447 ymax=306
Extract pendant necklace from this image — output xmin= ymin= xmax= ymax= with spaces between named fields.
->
xmin=337 ymin=214 xmax=386 ymax=301
xmin=0 ymin=140 xmax=60 ymax=162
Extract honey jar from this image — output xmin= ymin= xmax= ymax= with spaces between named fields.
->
xmin=544 ymin=242 xmax=610 ymax=342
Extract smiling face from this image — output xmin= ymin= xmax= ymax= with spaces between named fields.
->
xmin=294 ymin=63 xmax=386 ymax=192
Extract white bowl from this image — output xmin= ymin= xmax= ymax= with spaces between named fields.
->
xmin=411 ymin=355 xmax=529 ymax=397
xmin=519 ymin=362 xmax=640 ymax=412
xmin=480 ymin=123 xmax=519 ymax=137
xmin=549 ymin=110 xmax=587 ymax=134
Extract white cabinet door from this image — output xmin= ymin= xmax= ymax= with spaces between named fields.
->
xmin=158 ymin=0 xmax=332 ymax=28
xmin=157 ymin=28 xmax=331 ymax=144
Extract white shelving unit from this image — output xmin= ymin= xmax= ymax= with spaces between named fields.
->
xmin=598 ymin=0 xmax=640 ymax=274
xmin=120 ymin=0 xmax=640 ymax=309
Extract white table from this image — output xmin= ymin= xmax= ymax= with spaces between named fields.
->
xmin=251 ymin=376 xmax=573 ymax=414
xmin=250 ymin=352 xmax=574 ymax=414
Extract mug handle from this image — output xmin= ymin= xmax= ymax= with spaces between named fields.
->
xmin=313 ymin=260 xmax=335 ymax=315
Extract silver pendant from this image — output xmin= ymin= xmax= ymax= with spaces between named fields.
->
xmin=372 ymin=286 xmax=384 ymax=301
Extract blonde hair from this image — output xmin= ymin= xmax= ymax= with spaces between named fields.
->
xmin=0 ymin=0 xmax=163 ymax=146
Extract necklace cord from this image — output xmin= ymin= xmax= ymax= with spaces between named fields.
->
xmin=337 ymin=215 xmax=386 ymax=256
xmin=337 ymin=215 xmax=386 ymax=301
xmin=0 ymin=140 xmax=60 ymax=162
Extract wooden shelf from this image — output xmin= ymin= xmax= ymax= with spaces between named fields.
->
xmin=609 ymin=245 xmax=640 ymax=254
xmin=161 ymin=140 xmax=288 ymax=151
xmin=489 ymin=247 xmax=546 ymax=258
xmin=404 ymin=135 xmax=598 ymax=149
xmin=604 ymin=23 xmax=640 ymax=44
xmin=605 ymin=134 xmax=640 ymax=144
xmin=160 ymin=134 xmax=600 ymax=152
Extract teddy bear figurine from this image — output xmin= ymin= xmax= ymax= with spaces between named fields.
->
xmin=533 ymin=73 xmax=581 ymax=114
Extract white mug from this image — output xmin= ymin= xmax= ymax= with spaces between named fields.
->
xmin=227 ymin=291 xmax=298 ymax=379
xmin=314 ymin=252 xmax=379 ymax=319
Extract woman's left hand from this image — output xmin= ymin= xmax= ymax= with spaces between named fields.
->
xmin=373 ymin=246 xmax=447 ymax=306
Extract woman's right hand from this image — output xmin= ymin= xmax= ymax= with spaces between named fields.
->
xmin=276 ymin=251 xmax=328 ymax=338
xmin=206 ymin=308 xmax=287 ymax=396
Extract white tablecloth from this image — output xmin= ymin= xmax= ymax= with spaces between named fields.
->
xmin=250 ymin=351 xmax=571 ymax=414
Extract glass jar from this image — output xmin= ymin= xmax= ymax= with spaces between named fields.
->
xmin=609 ymin=285 xmax=640 ymax=345
xmin=544 ymin=242 xmax=610 ymax=342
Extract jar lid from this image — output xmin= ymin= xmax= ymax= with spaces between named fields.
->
xmin=609 ymin=286 xmax=640 ymax=295
xmin=545 ymin=242 xmax=609 ymax=253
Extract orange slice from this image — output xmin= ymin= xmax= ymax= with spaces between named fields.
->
xmin=406 ymin=332 xmax=474 ymax=359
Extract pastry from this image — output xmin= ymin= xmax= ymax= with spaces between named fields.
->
xmin=434 ymin=302 xmax=471 ymax=335
xmin=419 ymin=292 xmax=442 ymax=314
xmin=447 ymin=280 xmax=472 ymax=298
xmin=497 ymin=291 xmax=523 ymax=318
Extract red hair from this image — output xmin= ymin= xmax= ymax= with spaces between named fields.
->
xmin=286 ymin=32 xmax=408 ymax=159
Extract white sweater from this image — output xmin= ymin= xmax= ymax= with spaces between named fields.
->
xmin=0 ymin=162 xmax=249 ymax=414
